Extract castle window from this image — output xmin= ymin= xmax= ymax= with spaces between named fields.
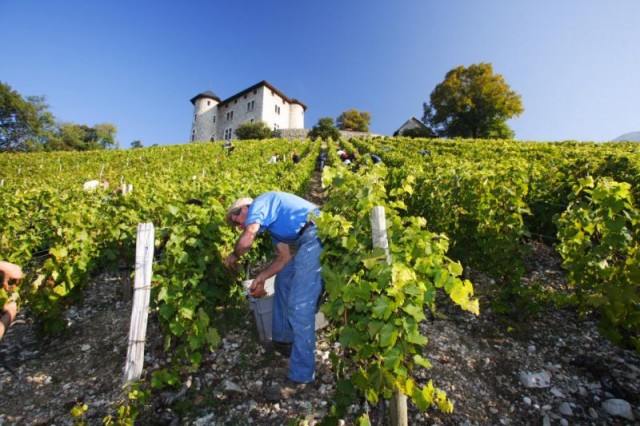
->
xmin=213 ymin=116 xmax=216 ymax=124
xmin=247 ymin=100 xmax=254 ymax=112
xmin=275 ymin=105 xmax=281 ymax=115
xmin=207 ymin=100 xmax=210 ymax=106
xmin=226 ymin=111 xmax=234 ymax=121
xmin=253 ymin=90 xmax=257 ymax=95
xmin=191 ymin=130 xmax=195 ymax=141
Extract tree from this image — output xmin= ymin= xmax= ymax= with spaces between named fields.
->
xmin=45 ymin=123 xmax=117 ymax=151
xmin=93 ymin=123 xmax=117 ymax=149
xmin=307 ymin=117 xmax=341 ymax=141
xmin=235 ymin=121 xmax=272 ymax=140
xmin=336 ymin=109 xmax=371 ymax=132
xmin=131 ymin=140 xmax=143 ymax=149
xmin=423 ymin=63 xmax=523 ymax=139
xmin=0 ymin=81 xmax=54 ymax=152
xmin=1 ymin=81 xmax=117 ymax=152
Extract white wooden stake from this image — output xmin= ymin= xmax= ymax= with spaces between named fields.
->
xmin=123 ymin=223 xmax=154 ymax=384
xmin=371 ymin=206 xmax=391 ymax=264
xmin=370 ymin=206 xmax=407 ymax=426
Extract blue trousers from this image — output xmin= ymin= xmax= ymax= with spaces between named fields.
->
xmin=271 ymin=226 xmax=323 ymax=383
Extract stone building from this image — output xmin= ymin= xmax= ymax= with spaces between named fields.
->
xmin=393 ymin=116 xmax=430 ymax=136
xmin=189 ymin=81 xmax=307 ymax=142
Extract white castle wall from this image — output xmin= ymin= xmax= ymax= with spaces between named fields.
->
xmin=191 ymin=97 xmax=218 ymax=141
xmin=191 ymin=83 xmax=306 ymax=142
xmin=289 ymin=103 xmax=304 ymax=129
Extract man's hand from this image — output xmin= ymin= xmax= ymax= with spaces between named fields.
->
xmin=2 ymin=301 xmax=17 ymax=322
xmin=0 ymin=261 xmax=23 ymax=291
xmin=223 ymin=253 xmax=240 ymax=273
xmin=248 ymin=275 xmax=267 ymax=298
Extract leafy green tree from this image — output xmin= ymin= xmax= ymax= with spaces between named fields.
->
xmin=1 ymin=81 xmax=117 ymax=152
xmin=423 ymin=63 xmax=523 ymax=139
xmin=45 ymin=123 xmax=117 ymax=151
xmin=234 ymin=121 xmax=272 ymax=140
xmin=0 ymin=81 xmax=54 ymax=152
xmin=336 ymin=109 xmax=371 ymax=132
xmin=131 ymin=140 xmax=143 ymax=149
xmin=93 ymin=123 xmax=117 ymax=148
xmin=308 ymin=117 xmax=341 ymax=141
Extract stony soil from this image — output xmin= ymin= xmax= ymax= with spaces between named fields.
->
xmin=1 ymin=170 xmax=639 ymax=425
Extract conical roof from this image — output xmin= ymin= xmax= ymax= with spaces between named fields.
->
xmin=190 ymin=90 xmax=221 ymax=105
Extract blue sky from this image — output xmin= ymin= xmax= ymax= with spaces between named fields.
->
xmin=1 ymin=0 xmax=638 ymax=147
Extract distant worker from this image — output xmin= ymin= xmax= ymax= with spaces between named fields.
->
xmin=370 ymin=154 xmax=382 ymax=164
xmin=83 ymin=180 xmax=109 ymax=191
xmin=223 ymin=140 xmax=235 ymax=156
xmin=316 ymin=152 xmax=328 ymax=172
xmin=292 ymin=151 xmax=300 ymax=164
xmin=268 ymin=153 xmax=278 ymax=164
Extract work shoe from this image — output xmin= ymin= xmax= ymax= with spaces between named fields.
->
xmin=264 ymin=379 xmax=307 ymax=401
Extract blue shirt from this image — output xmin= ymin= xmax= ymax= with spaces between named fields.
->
xmin=245 ymin=192 xmax=320 ymax=244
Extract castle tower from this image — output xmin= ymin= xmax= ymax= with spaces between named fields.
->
xmin=190 ymin=91 xmax=220 ymax=142
xmin=288 ymin=100 xmax=305 ymax=129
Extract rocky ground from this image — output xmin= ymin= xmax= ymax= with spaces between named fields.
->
xmin=1 ymin=171 xmax=639 ymax=425
xmin=1 ymin=242 xmax=639 ymax=426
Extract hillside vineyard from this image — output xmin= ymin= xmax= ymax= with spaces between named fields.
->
xmin=0 ymin=137 xmax=638 ymax=423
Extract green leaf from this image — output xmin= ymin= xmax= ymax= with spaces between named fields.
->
xmin=340 ymin=325 xmax=366 ymax=348
xmin=414 ymin=354 xmax=432 ymax=369
xmin=49 ymin=247 xmax=68 ymax=259
xmin=206 ymin=327 xmax=221 ymax=347
xmin=405 ymin=329 xmax=428 ymax=345
xmin=372 ymin=297 xmax=393 ymax=319
xmin=361 ymin=249 xmax=387 ymax=269
xmin=379 ymin=323 xmax=399 ymax=347
xmin=382 ymin=347 xmax=402 ymax=370
xmin=403 ymin=303 xmax=426 ymax=322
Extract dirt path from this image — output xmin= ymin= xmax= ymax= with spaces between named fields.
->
xmin=306 ymin=169 xmax=325 ymax=207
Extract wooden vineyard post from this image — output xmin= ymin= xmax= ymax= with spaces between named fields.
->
xmin=123 ymin=223 xmax=154 ymax=384
xmin=371 ymin=206 xmax=408 ymax=426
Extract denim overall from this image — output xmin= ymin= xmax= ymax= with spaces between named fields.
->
xmin=271 ymin=225 xmax=323 ymax=384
